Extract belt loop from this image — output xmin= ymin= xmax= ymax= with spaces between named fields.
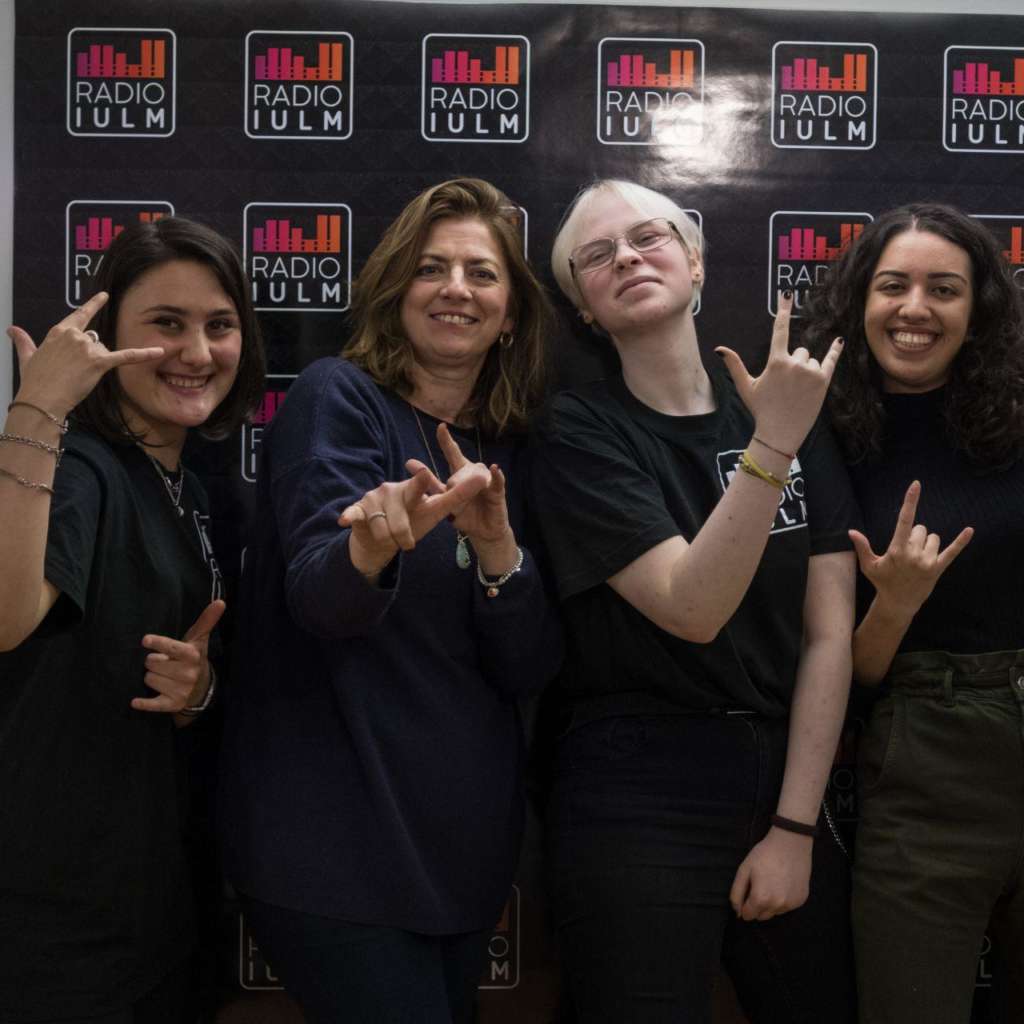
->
xmin=942 ymin=668 xmax=955 ymax=707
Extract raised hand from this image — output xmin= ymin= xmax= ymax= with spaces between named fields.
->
xmin=849 ymin=480 xmax=973 ymax=620
xmin=715 ymin=291 xmax=843 ymax=456
xmin=7 ymin=291 xmax=164 ymax=420
xmin=132 ymin=599 xmax=226 ymax=714
xmin=338 ymin=461 xmax=491 ymax=576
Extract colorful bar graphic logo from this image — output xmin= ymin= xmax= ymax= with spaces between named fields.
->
xmin=768 ymin=211 xmax=874 ymax=316
xmin=973 ymin=215 xmax=1024 ymax=290
xmin=254 ymin=41 xmax=344 ymax=81
xmin=75 ymin=38 xmax=166 ymax=78
xmin=244 ymin=203 xmax=352 ymax=315
xmin=421 ymin=34 xmax=530 ymax=143
xmin=944 ymin=47 xmax=1024 ymax=154
xmin=431 ymin=44 xmax=520 ymax=84
xmin=241 ymin=376 xmax=297 ymax=483
xmin=246 ymin=32 xmax=354 ymax=140
xmin=67 ymin=28 xmax=175 ymax=137
xmin=952 ymin=57 xmax=1024 ymax=95
xmin=598 ymin=37 xmax=704 ymax=146
xmin=65 ymin=200 xmax=174 ymax=307
xmin=772 ymin=42 xmax=877 ymax=150
xmin=480 ymin=887 xmax=520 ymax=990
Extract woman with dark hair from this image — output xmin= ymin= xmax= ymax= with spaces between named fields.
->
xmin=0 ymin=216 xmax=265 ymax=1022
xmin=804 ymin=202 xmax=1024 ymax=1024
xmin=219 ymin=178 xmax=561 ymax=1023
xmin=530 ymin=179 xmax=857 ymax=1023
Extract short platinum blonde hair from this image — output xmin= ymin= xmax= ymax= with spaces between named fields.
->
xmin=550 ymin=179 xmax=705 ymax=312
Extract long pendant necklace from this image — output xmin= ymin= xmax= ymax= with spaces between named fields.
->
xmin=410 ymin=404 xmax=481 ymax=570
xmin=139 ymin=447 xmax=185 ymax=517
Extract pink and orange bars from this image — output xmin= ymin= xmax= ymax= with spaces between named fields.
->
xmin=778 ymin=223 xmax=864 ymax=261
xmin=1003 ymin=227 xmax=1024 ymax=265
xmin=431 ymin=46 xmax=520 ymax=85
xmin=780 ymin=53 xmax=868 ymax=92
xmin=74 ymin=211 xmax=165 ymax=251
xmin=252 ymin=214 xmax=342 ymax=254
xmin=251 ymin=390 xmax=288 ymax=426
xmin=75 ymin=39 xmax=165 ymax=79
xmin=952 ymin=58 xmax=1024 ymax=96
xmin=605 ymin=50 xmax=695 ymax=88
xmin=254 ymin=42 xmax=344 ymax=82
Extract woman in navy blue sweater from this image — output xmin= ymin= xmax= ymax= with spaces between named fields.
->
xmin=220 ymin=178 xmax=561 ymax=1023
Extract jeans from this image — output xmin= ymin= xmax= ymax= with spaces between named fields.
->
xmin=547 ymin=710 xmax=855 ymax=1024
xmin=241 ymin=895 xmax=490 ymax=1024
xmin=853 ymin=650 xmax=1024 ymax=1024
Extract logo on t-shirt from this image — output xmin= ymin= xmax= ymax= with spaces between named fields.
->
xmin=192 ymin=511 xmax=223 ymax=601
xmin=480 ymin=886 xmax=520 ymax=989
xmin=716 ymin=449 xmax=807 ymax=534
xmin=238 ymin=913 xmax=281 ymax=989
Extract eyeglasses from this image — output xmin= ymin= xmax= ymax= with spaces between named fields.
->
xmin=569 ymin=218 xmax=680 ymax=277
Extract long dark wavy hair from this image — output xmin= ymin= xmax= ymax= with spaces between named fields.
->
xmin=803 ymin=203 xmax=1024 ymax=469
xmin=343 ymin=178 xmax=552 ymax=437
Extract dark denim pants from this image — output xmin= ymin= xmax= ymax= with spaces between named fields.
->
xmin=241 ymin=896 xmax=490 ymax=1024
xmin=547 ymin=710 xmax=855 ymax=1024
xmin=853 ymin=650 xmax=1024 ymax=1024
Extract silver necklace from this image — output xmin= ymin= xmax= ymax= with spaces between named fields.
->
xmin=410 ymin=404 xmax=481 ymax=570
xmin=140 ymin=447 xmax=185 ymax=517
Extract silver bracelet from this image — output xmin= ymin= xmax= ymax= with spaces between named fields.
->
xmin=180 ymin=664 xmax=216 ymax=717
xmin=0 ymin=432 xmax=63 ymax=464
xmin=476 ymin=547 xmax=524 ymax=598
xmin=7 ymin=401 xmax=69 ymax=434
xmin=0 ymin=464 xmax=54 ymax=495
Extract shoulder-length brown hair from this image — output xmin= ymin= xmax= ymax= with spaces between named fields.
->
xmin=75 ymin=216 xmax=266 ymax=443
xmin=804 ymin=202 xmax=1024 ymax=469
xmin=343 ymin=178 xmax=552 ymax=437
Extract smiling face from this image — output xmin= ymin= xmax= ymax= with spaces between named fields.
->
xmin=115 ymin=259 xmax=242 ymax=453
xmin=399 ymin=217 xmax=514 ymax=381
xmin=863 ymin=229 xmax=973 ymax=394
xmin=570 ymin=192 xmax=702 ymax=339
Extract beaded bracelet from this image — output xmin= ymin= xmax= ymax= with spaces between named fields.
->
xmin=738 ymin=449 xmax=789 ymax=490
xmin=476 ymin=547 xmax=524 ymax=598
xmin=0 ymin=432 xmax=63 ymax=464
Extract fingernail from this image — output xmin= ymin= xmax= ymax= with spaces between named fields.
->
xmin=714 ymin=349 xmax=724 ymax=358
xmin=783 ymin=290 xmax=793 ymax=300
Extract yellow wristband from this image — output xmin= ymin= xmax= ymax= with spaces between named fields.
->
xmin=738 ymin=449 xmax=789 ymax=490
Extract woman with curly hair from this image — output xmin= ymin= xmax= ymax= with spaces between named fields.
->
xmin=804 ymin=202 xmax=1024 ymax=1024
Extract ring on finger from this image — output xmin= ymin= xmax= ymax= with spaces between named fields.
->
xmin=366 ymin=510 xmax=388 ymax=522
xmin=84 ymin=329 xmax=100 ymax=343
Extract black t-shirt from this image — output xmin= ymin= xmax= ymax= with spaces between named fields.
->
xmin=851 ymin=388 xmax=1024 ymax=655
xmin=0 ymin=430 xmax=220 ymax=1021
xmin=531 ymin=358 xmax=857 ymax=718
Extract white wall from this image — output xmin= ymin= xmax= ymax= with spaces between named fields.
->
xmin=2 ymin=0 xmax=1020 ymax=409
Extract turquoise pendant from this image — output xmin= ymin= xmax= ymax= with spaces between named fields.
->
xmin=456 ymin=532 xmax=472 ymax=569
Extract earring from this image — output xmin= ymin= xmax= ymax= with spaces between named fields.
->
xmin=578 ymin=310 xmax=593 ymax=325
xmin=498 ymin=331 xmax=514 ymax=349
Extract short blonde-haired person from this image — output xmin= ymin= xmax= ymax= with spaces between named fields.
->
xmin=530 ymin=179 xmax=857 ymax=1023
xmin=219 ymin=178 xmax=562 ymax=1023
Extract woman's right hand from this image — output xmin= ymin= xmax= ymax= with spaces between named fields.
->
xmin=850 ymin=480 xmax=973 ymax=620
xmin=7 ymin=291 xmax=164 ymax=419
xmin=338 ymin=462 xmax=490 ymax=577
xmin=715 ymin=291 xmax=843 ymax=455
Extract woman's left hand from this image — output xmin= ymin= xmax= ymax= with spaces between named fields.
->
xmin=132 ymin=599 xmax=225 ymax=714
xmin=728 ymin=828 xmax=813 ymax=922
xmin=408 ymin=423 xmax=513 ymax=548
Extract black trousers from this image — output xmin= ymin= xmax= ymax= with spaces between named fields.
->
xmin=547 ymin=711 xmax=856 ymax=1024
xmin=241 ymin=895 xmax=491 ymax=1024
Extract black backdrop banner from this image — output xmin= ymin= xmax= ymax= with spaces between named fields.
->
xmin=13 ymin=1 xmax=1024 ymax=1020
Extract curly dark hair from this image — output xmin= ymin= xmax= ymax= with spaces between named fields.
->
xmin=802 ymin=203 xmax=1024 ymax=469
xmin=343 ymin=178 xmax=552 ymax=438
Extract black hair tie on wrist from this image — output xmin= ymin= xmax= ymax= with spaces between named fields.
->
xmin=771 ymin=813 xmax=820 ymax=838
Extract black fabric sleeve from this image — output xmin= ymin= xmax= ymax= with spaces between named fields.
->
xmin=530 ymin=392 xmax=680 ymax=601
xmin=800 ymin=416 xmax=862 ymax=556
xmin=39 ymin=449 xmax=103 ymax=631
